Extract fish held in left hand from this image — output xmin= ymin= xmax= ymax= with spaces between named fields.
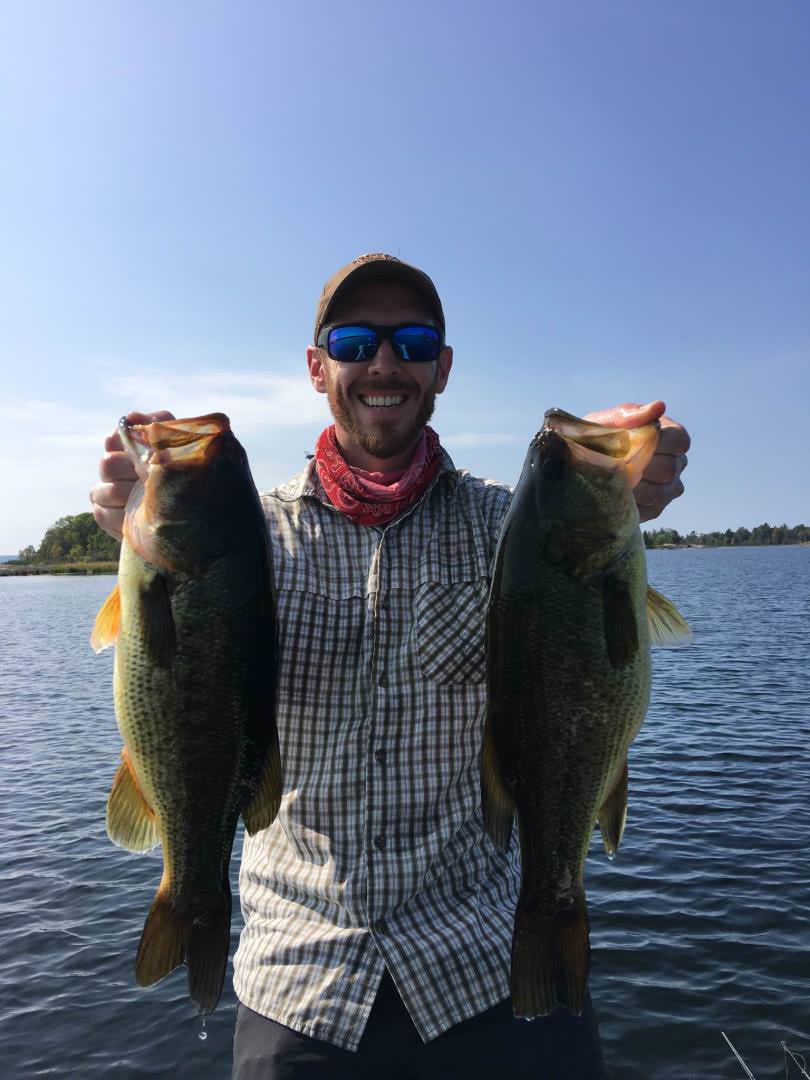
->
xmin=482 ymin=408 xmax=691 ymax=1020
xmin=91 ymin=413 xmax=281 ymax=1014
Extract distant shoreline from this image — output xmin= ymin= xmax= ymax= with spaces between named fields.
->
xmin=648 ymin=541 xmax=810 ymax=551
xmin=0 ymin=562 xmax=118 ymax=577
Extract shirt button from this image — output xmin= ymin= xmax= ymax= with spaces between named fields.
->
xmin=374 ymin=748 xmax=386 ymax=766
xmin=378 ymin=673 xmax=388 ymax=687
xmin=374 ymin=919 xmax=386 ymax=934
xmin=373 ymin=834 xmax=386 ymax=850
xmin=379 ymin=598 xmax=390 ymax=611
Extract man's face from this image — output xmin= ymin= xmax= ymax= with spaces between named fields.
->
xmin=307 ymin=281 xmax=453 ymax=463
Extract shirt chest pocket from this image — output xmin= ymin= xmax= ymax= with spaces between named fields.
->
xmin=413 ymin=577 xmax=489 ymax=686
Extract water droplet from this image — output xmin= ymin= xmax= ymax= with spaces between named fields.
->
xmin=607 ymin=851 xmax=616 ymax=862
xmin=198 ymin=1016 xmax=208 ymax=1042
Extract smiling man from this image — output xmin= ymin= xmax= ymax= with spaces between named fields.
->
xmin=91 ymin=253 xmax=689 ymax=1079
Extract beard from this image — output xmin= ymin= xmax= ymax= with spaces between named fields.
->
xmin=323 ymin=370 xmax=438 ymax=461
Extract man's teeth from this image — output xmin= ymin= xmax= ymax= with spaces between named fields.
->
xmin=359 ymin=394 xmax=405 ymax=408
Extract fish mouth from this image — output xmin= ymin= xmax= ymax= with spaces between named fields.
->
xmin=119 ymin=413 xmax=231 ymax=470
xmin=535 ymin=408 xmax=660 ymax=489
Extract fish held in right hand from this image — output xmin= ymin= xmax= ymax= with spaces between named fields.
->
xmin=482 ymin=408 xmax=690 ymax=1020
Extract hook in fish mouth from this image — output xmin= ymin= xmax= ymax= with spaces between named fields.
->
xmin=118 ymin=416 xmax=151 ymax=466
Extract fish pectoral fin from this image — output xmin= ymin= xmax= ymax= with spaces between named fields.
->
xmin=597 ymin=758 xmax=628 ymax=857
xmin=138 ymin=573 xmax=177 ymax=667
xmin=106 ymin=748 xmax=160 ymax=852
xmin=480 ymin=723 xmax=515 ymax=852
xmin=91 ymin=583 xmax=121 ymax=653
xmin=602 ymin=573 xmax=639 ymax=668
xmin=646 ymin=586 xmax=693 ymax=647
xmin=242 ymin=737 xmax=282 ymax=836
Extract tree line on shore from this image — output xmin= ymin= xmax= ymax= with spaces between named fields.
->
xmin=13 ymin=513 xmax=810 ymax=564
xmin=17 ymin=513 xmax=120 ymax=564
xmin=643 ymin=523 xmax=810 ymax=548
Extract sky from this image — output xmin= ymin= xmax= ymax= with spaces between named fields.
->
xmin=1 ymin=1 xmax=808 ymax=552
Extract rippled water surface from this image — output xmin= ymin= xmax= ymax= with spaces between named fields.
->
xmin=1 ymin=548 xmax=809 ymax=1078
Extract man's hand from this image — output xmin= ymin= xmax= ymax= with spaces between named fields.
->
xmin=583 ymin=400 xmax=690 ymax=523
xmin=90 ymin=410 xmax=175 ymax=540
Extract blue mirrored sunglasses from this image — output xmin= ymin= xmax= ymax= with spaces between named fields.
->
xmin=317 ymin=323 xmax=444 ymax=363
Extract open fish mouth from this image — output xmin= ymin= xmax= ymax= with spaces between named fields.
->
xmin=119 ymin=413 xmax=231 ymax=470
xmin=535 ymin=408 xmax=660 ymax=489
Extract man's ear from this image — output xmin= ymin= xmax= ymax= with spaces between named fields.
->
xmin=434 ymin=346 xmax=453 ymax=394
xmin=306 ymin=346 xmax=328 ymax=394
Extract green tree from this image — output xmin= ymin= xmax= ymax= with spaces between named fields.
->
xmin=24 ymin=512 xmax=120 ymax=564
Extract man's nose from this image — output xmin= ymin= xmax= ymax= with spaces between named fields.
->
xmin=368 ymin=338 xmax=403 ymax=375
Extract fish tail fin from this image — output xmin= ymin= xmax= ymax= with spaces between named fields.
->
xmin=135 ymin=873 xmax=186 ymax=988
xmin=135 ymin=874 xmax=230 ymax=1014
xmin=511 ymin=895 xmax=590 ymax=1018
xmin=186 ymin=884 xmax=231 ymax=1015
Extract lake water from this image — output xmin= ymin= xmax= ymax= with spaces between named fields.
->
xmin=1 ymin=547 xmax=808 ymax=1078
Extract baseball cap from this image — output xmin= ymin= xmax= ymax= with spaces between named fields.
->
xmin=313 ymin=253 xmax=445 ymax=343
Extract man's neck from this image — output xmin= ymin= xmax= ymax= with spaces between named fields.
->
xmin=332 ymin=425 xmax=422 ymax=472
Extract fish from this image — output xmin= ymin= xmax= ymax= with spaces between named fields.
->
xmin=91 ymin=413 xmax=281 ymax=1014
xmin=481 ymin=408 xmax=691 ymax=1019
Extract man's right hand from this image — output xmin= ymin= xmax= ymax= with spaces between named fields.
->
xmin=90 ymin=410 xmax=175 ymax=540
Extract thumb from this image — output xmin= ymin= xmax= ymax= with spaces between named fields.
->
xmin=583 ymin=399 xmax=666 ymax=430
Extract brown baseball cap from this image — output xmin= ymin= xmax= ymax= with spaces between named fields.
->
xmin=313 ymin=253 xmax=445 ymax=343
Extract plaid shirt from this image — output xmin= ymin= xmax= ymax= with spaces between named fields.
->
xmin=232 ymin=449 xmax=519 ymax=1051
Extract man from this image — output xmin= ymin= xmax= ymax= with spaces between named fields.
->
xmin=90 ymin=253 xmax=689 ymax=1078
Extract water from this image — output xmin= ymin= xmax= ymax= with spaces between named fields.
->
xmin=0 ymin=548 xmax=808 ymax=1078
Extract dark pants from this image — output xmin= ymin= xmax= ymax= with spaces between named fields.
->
xmin=232 ymin=971 xmax=608 ymax=1079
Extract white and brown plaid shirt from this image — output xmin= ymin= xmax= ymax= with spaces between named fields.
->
xmin=233 ymin=448 xmax=519 ymax=1051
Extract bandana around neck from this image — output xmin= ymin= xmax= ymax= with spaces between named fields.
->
xmin=314 ymin=425 xmax=443 ymax=526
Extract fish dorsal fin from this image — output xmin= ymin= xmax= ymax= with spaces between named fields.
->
xmin=646 ymin=586 xmax=693 ymax=647
xmin=91 ymin=583 xmax=121 ymax=653
xmin=106 ymin=748 xmax=160 ymax=851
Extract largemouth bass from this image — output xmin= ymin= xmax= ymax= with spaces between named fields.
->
xmin=91 ymin=413 xmax=281 ymax=1014
xmin=482 ymin=408 xmax=690 ymax=1019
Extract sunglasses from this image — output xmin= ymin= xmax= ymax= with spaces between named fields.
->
xmin=317 ymin=323 xmax=444 ymax=364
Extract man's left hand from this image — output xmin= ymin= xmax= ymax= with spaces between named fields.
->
xmin=583 ymin=400 xmax=690 ymax=523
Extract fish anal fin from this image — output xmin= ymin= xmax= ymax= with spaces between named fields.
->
xmin=139 ymin=573 xmax=176 ymax=667
xmin=597 ymin=758 xmax=628 ymax=857
xmin=135 ymin=872 xmax=185 ymax=989
xmin=647 ymin=586 xmax=693 ymax=647
xmin=91 ymin=583 xmax=121 ymax=653
xmin=242 ymin=738 xmax=282 ymax=836
xmin=602 ymin=574 xmax=639 ymax=668
xmin=481 ymin=722 xmax=515 ymax=852
xmin=511 ymin=894 xmax=590 ymax=1018
xmin=106 ymin=748 xmax=160 ymax=852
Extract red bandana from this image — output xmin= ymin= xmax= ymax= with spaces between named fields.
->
xmin=314 ymin=425 xmax=443 ymax=526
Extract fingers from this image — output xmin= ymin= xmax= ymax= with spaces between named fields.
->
xmin=92 ymin=410 xmax=174 ymax=540
xmin=91 ymin=504 xmax=125 ymax=542
xmin=104 ymin=409 xmax=176 ymax=452
xmin=99 ymin=450 xmax=138 ymax=482
xmin=635 ymin=475 xmax=686 ymax=522
xmin=643 ymin=451 xmax=688 ymax=485
xmin=584 ymin=400 xmax=666 ymax=429
xmin=658 ymin=416 xmax=691 ymax=455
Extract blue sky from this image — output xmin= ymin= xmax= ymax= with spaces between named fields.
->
xmin=1 ymin=1 xmax=807 ymax=551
